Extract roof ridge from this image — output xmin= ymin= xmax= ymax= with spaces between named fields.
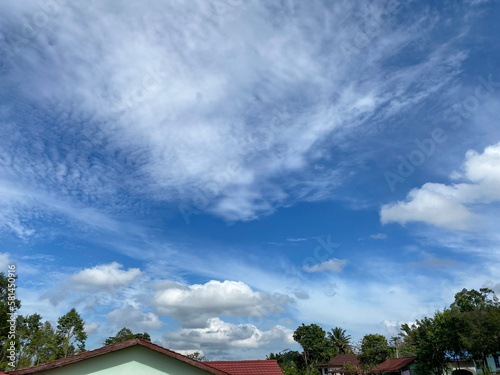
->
xmin=6 ymin=338 xmax=231 ymax=375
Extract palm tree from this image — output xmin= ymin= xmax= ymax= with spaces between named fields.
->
xmin=328 ymin=327 xmax=352 ymax=355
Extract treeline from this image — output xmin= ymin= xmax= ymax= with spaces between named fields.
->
xmin=268 ymin=326 xmax=397 ymax=375
xmin=268 ymin=288 xmax=500 ymax=375
xmin=0 ymin=273 xmax=150 ymax=371
xmin=401 ymin=288 xmax=500 ymax=375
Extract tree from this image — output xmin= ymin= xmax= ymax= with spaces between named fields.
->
xmin=293 ymin=324 xmax=333 ymax=375
xmin=104 ymin=327 xmax=151 ymax=346
xmin=402 ymin=314 xmax=452 ymax=375
xmin=359 ymin=334 xmax=393 ymax=369
xmin=56 ymin=308 xmax=87 ymax=357
xmin=451 ymin=288 xmax=499 ymax=312
xmin=11 ymin=314 xmax=62 ymax=370
xmin=399 ymin=289 xmax=500 ymax=375
xmin=327 ymin=327 xmax=352 ymax=355
xmin=35 ymin=321 xmax=59 ymax=365
xmin=186 ymin=351 xmax=207 ymax=361
xmin=450 ymin=288 xmax=500 ymax=374
xmin=16 ymin=314 xmax=43 ymax=369
xmin=267 ymin=350 xmax=306 ymax=375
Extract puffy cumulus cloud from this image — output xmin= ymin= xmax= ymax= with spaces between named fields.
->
xmin=380 ymin=184 xmax=476 ymax=230
xmin=152 ymin=280 xmax=293 ymax=328
xmin=164 ymin=317 xmax=294 ymax=350
xmin=303 ymin=258 xmax=347 ymax=273
xmin=107 ymin=305 xmax=162 ymax=331
xmin=381 ymin=142 xmax=500 ymax=230
xmin=70 ymin=262 xmax=141 ymax=291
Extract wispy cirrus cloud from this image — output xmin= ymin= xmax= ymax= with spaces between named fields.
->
xmin=0 ymin=0 xmax=473 ymax=230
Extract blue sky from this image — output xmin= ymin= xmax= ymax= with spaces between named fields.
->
xmin=1 ymin=0 xmax=500 ymax=360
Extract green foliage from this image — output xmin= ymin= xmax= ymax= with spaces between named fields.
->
xmin=359 ymin=333 xmax=393 ymax=369
xmin=16 ymin=314 xmax=43 ymax=368
xmin=104 ymin=327 xmax=151 ymax=346
xmin=451 ymin=288 xmax=499 ymax=312
xmin=450 ymin=289 xmax=500 ymax=374
xmin=267 ymin=350 xmax=307 ymax=375
xmin=327 ymin=327 xmax=352 ymax=355
xmin=35 ymin=321 xmax=60 ymax=365
xmin=401 ymin=316 xmax=449 ymax=375
xmin=56 ymin=308 xmax=87 ymax=357
xmin=391 ymin=335 xmax=417 ymax=358
xmin=293 ymin=323 xmax=334 ymax=372
xmin=16 ymin=315 xmax=60 ymax=368
xmin=401 ymin=288 xmax=500 ymax=375
xmin=186 ymin=351 xmax=207 ymax=361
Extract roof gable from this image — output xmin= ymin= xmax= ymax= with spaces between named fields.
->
xmin=371 ymin=357 xmax=417 ymax=372
xmin=318 ymin=354 xmax=360 ymax=367
xmin=208 ymin=360 xmax=284 ymax=375
xmin=7 ymin=339 xmax=230 ymax=375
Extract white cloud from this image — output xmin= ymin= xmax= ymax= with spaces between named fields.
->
xmin=303 ymin=258 xmax=347 ymax=273
xmin=0 ymin=0 xmax=470 ymax=227
xmin=107 ymin=305 xmax=162 ymax=331
xmin=152 ymin=280 xmax=292 ymax=328
xmin=41 ymin=262 xmax=143 ymax=306
xmin=381 ymin=142 xmax=500 ymax=230
xmin=287 ymin=237 xmax=307 ymax=242
xmin=70 ymin=262 xmax=141 ymax=291
xmin=85 ymin=322 xmax=101 ymax=335
xmin=370 ymin=233 xmax=387 ymax=240
xmin=0 ymin=253 xmax=11 ymax=272
xmin=164 ymin=317 xmax=294 ymax=350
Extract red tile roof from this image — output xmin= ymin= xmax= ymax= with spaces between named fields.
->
xmin=370 ymin=357 xmax=417 ymax=372
xmin=317 ymin=354 xmax=360 ymax=367
xmin=6 ymin=339 xmax=230 ymax=375
xmin=208 ymin=360 xmax=284 ymax=375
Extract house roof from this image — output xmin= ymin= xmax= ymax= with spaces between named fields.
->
xmin=370 ymin=357 xmax=417 ymax=372
xmin=208 ymin=360 xmax=284 ymax=375
xmin=317 ymin=354 xmax=360 ymax=367
xmin=6 ymin=339 xmax=230 ymax=375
